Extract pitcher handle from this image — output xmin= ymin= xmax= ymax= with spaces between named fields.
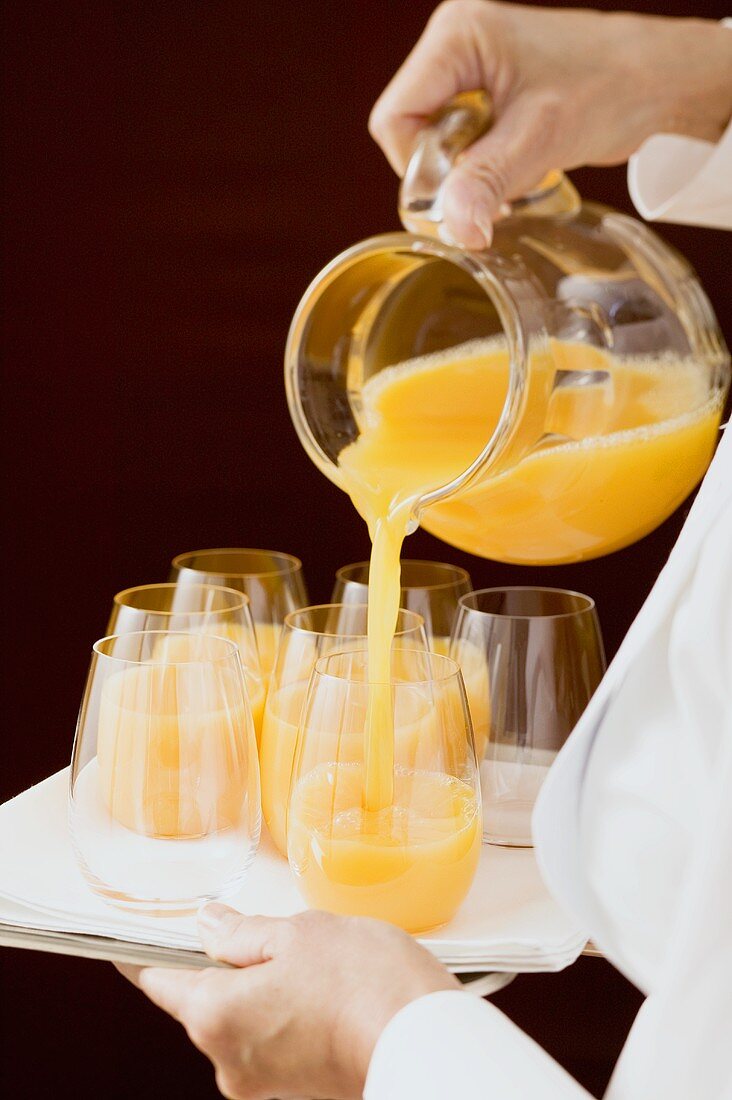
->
xmin=399 ymin=90 xmax=579 ymax=239
xmin=398 ymin=90 xmax=493 ymax=238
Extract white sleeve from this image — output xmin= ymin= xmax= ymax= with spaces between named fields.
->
xmin=364 ymin=990 xmax=592 ymax=1100
xmin=605 ymin=506 xmax=732 ymax=1100
xmin=607 ymin=731 xmax=732 ymax=1099
xmin=627 ymin=19 xmax=732 ymax=230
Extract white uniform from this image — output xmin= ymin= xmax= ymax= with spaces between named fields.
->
xmin=365 ymin=110 xmax=732 ymax=1100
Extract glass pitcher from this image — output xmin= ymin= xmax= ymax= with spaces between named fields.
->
xmin=285 ymin=92 xmax=729 ymax=565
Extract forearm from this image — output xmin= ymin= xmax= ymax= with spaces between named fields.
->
xmin=615 ymin=14 xmax=732 ymax=144
xmin=493 ymin=5 xmax=732 ymax=152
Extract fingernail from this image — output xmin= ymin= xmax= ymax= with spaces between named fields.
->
xmin=438 ymin=223 xmax=460 ymax=247
xmin=473 ymin=208 xmax=494 ymax=249
xmin=438 ymin=223 xmax=478 ymax=251
xmin=198 ymin=902 xmax=233 ymax=932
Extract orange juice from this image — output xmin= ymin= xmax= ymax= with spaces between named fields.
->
xmin=260 ymin=681 xmax=307 ymax=854
xmin=97 ymin=663 xmax=252 ymax=838
xmin=342 ymin=339 xmax=721 ymax=565
xmin=252 ymin=621 xmax=281 ymax=681
xmin=216 ymin=622 xmax=267 ymax=745
xmin=263 ymin=676 xmax=467 ymax=856
xmin=435 ymin=636 xmax=489 ymax=762
xmin=152 ymin=629 xmax=266 ymax=746
xmin=288 ymin=764 xmax=480 ymax=932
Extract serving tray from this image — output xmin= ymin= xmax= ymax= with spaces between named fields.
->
xmin=0 ymin=770 xmax=587 ymax=974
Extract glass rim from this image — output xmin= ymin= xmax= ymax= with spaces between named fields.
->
xmin=113 ymin=582 xmax=251 ymax=615
xmin=312 ymin=647 xmax=462 ymax=687
xmin=171 ymin=547 xmax=303 ymax=580
xmin=283 ymin=603 xmax=425 ymax=639
xmin=335 ymin=559 xmax=472 ymax=593
xmin=458 ymin=586 xmax=596 ymax=621
xmin=92 ymin=630 xmax=241 ymax=667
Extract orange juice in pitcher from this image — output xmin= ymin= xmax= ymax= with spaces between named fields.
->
xmin=286 ymin=94 xmax=728 ymax=567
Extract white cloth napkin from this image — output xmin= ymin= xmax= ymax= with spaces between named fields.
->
xmin=0 ymin=769 xmax=586 ymax=972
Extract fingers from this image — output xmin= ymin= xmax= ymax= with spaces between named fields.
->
xmin=131 ymin=966 xmax=203 ymax=1023
xmin=198 ymin=902 xmax=281 ymax=967
xmin=369 ymin=1 xmax=490 ymax=175
xmin=442 ymin=92 xmax=561 ymax=248
xmin=114 ymin=961 xmax=205 ymax=1025
xmin=114 ymin=961 xmax=143 ymax=985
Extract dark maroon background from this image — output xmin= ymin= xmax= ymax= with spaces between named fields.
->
xmin=2 ymin=1 xmax=730 ymax=1096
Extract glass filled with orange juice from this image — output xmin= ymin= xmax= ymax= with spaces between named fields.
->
xmin=107 ymin=582 xmax=266 ymax=746
xmin=170 ymin=549 xmax=308 ymax=679
xmin=260 ymin=604 xmax=427 ymax=856
xmin=287 ymin=649 xmax=481 ymax=933
xmin=332 ymin=559 xmax=471 ymax=653
xmin=69 ymin=632 xmax=260 ymax=914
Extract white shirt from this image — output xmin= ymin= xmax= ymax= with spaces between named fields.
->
xmin=365 ymin=120 xmax=732 ymax=1099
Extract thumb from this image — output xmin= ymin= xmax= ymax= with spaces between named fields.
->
xmin=442 ymin=94 xmax=558 ymax=249
xmin=198 ymin=903 xmax=280 ymax=967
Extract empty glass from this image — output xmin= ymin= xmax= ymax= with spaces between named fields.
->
xmin=451 ymin=587 xmax=606 ymax=847
xmin=287 ymin=648 xmax=481 ymax=932
xmin=69 ymin=632 xmax=260 ymax=914
xmin=170 ymin=549 xmax=309 ymax=679
xmin=260 ymin=604 xmax=427 ymax=855
xmin=332 ymin=559 xmax=472 ymax=652
xmin=108 ymin=582 xmax=266 ymax=744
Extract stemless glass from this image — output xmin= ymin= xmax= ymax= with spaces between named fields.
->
xmin=170 ymin=549 xmax=309 ymax=678
xmin=287 ymin=649 xmax=481 ymax=933
xmin=69 ymin=632 xmax=260 ymax=914
xmin=451 ymin=587 xmax=606 ymax=847
xmin=108 ymin=582 xmax=266 ymax=745
xmin=260 ymin=604 xmax=427 ymax=855
xmin=332 ymin=559 xmax=472 ymax=652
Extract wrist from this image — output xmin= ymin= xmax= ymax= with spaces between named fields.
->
xmin=348 ymin=970 xmax=460 ymax=1088
xmin=647 ymin=18 xmax=732 ymax=143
